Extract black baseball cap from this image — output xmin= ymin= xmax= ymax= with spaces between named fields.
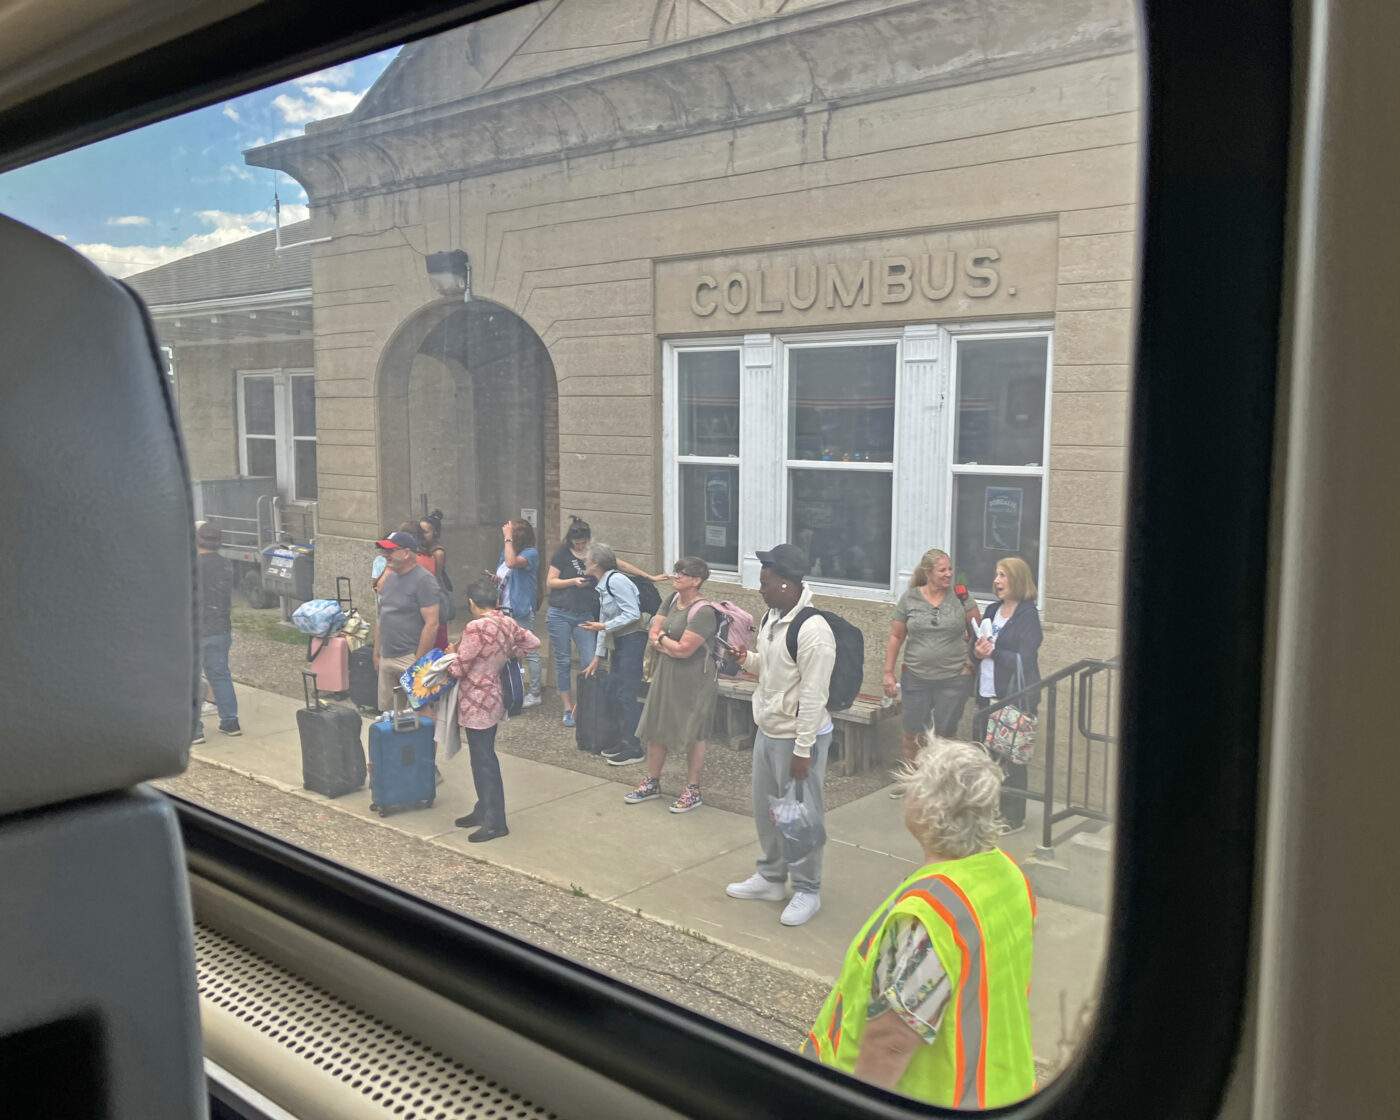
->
xmin=755 ymin=543 xmax=808 ymax=579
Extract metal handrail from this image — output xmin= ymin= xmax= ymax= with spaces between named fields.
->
xmin=974 ymin=655 xmax=1119 ymax=855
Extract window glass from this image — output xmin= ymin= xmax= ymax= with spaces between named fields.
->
xmin=955 ymin=338 xmax=1049 ymax=465
xmin=292 ymin=375 xmax=316 ymax=437
xmin=789 ymin=469 xmax=892 ymax=585
xmin=788 ymin=345 xmax=896 ymax=462
xmin=3 ymin=0 xmax=1139 ymax=1105
xmin=245 ymin=438 xmax=276 ymax=480
xmin=953 ymin=473 xmax=1044 ymax=596
xmin=243 ymin=376 xmax=275 ymax=436
xmin=679 ymin=463 xmax=737 ymax=568
xmin=677 ymin=351 xmax=739 ymax=458
xmin=294 ymin=440 xmax=318 ymax=501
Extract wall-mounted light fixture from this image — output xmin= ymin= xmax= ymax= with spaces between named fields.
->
xmin=425 ymin=250 xmax=471 ymax=302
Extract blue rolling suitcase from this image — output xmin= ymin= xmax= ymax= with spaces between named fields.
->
xmin=368 ymin=705 xmax=436 ymax=816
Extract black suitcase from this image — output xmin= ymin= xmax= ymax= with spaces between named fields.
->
xmin=574 ymin=668 xmax=620 ymax=753
xmin=349 ymin=646 xmax=378 ymax=712
xmin=297 ymin=670 xmax=367 ymax=797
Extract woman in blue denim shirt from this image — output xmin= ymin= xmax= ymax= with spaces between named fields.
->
xmin=580 ymin=542 xmax=646 ymax=764
xmin=496 ymin=517 xmax=542 ymax=707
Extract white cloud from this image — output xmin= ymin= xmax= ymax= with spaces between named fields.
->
xmin=55 ymin=234 xmax=68 ymax=242
xmin=73 ymin=205 xmax=312 ymax=278
xmin=222 ymin=104 xmax=241 ymax=123
xmin=271 ymin=85 xmax=365 ymax=125
xmin=224 ymin=163 xmax=254 ymax=182
xmin=297 ymin=63 xmax=355 ymax=88
xmin=106 ymin=215 xmax=151 ymax=227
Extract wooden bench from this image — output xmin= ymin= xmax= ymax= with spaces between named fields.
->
xmin=711 ymin=677 xmax=901 ymax=777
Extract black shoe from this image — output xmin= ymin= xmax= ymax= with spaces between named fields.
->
xmin=606 ymin=746 xmax=645 ymax=767
xmin=454 ymin=809 xmax=484 ymax=828
xmin=600 ymin=745 xmax=627 ymax=759
xmin=467 ymin=824 xmax=509 ymax=843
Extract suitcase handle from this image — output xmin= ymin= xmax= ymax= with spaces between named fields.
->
xmin=302 ymin=669 xmax=325 ymax=711
xmin=336 ymin=575 xmax=352 ymax=609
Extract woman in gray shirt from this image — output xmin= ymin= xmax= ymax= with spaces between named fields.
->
xmin=882 ymin=549 xmax=980 ymax=773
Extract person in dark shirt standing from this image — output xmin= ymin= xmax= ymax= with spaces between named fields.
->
xmin=194 ymin=521 xmax=240 ymax=744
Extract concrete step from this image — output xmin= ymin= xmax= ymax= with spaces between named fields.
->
xmin=1022 ymin=826 xmax=1113 ymax=913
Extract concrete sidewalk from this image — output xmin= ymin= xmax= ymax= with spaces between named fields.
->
xmin=194 ymin=684 xmax=1106 ymax=1062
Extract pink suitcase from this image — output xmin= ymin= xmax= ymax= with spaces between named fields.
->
xmin=308 ymin=634 xmax=350 ymax=693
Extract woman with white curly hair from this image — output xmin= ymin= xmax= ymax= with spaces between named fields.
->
xmin=803 ymin=738 xmax=1036 ymax=1107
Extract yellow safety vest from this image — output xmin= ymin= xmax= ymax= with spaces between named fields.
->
xmin=804 ymin=849 xmax=1037 ymax=1108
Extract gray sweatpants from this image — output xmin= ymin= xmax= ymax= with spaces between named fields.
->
xmin=751 ymin=727 xmax=832 ymax=894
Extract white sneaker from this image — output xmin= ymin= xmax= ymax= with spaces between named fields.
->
xmin=522 ymin=693 xmax=542 ymax=709
xmin=781 ymin=891 xmax=822 ymax=926
xmin=725 ymin=873 xmax=786 ymax=901
xmin=202 ymin=701 xmax=218 ymax=715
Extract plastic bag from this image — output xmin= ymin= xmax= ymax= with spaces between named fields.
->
xmin=291 ymin=598 xmax=347 ymax=637
xmin=399 ymin=648 xmax=456 ymax=710
xmin=767 ymin=779 xmax=826 ymax=865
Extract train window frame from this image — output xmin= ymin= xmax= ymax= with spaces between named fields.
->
xmin=2 ymin=0 xmax=1293 ymax=1116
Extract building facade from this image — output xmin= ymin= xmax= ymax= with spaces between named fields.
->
xmin=171 ymin=0 xmax=1139 ymax=683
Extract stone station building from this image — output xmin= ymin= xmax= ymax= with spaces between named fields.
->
xmin=142 ymin=0 xmax=1139 ymax=688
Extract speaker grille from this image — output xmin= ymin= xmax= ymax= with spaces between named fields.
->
xmin=195 ymin=923 xmax=560 ymax=1120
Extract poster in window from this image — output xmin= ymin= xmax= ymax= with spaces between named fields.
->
xmin=706 ymin=469 xmax=732 ymax=523
xmin=705 ymin=524 xmax=727 ymax=547
xmin=984 ymin=486 xmax=1023 ymax=552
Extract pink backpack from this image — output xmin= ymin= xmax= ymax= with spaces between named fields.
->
xmin=683 ymin=599 xmax=754 ymax=678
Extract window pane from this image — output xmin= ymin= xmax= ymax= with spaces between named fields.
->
xmin=245 ymin=437 xmax=276 ymax=480
xmin=954 ymin=337 xmax=1049 ymax=465
xmin=677 ymin=350 xmax=739 ymax=457
xmin=294 ymin=440 xmax=318 ymax=501
xmin=788 ymin=469 xmax=891 ymax=586
xmin=242 ymin=376 xmax=275 ymax=435
xmin=679 ymin=463 xmax=737 ymax=570
xmin=292 ymin=375 xmax=316 ymax=437
xmin=788 ymin=345 xmax=896 ymax=462
xmin=952 ymin=474 xmax=1043 ymax=596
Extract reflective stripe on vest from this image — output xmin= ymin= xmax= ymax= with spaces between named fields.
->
xmin=807 ymin=850 xmax=1035 ymax=1108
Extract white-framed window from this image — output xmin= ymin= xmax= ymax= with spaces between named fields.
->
xmin=237 ymin=368 xmax=317 ymax=501
xmin=663 ymin=321 xmax=1051 ymax=601
xmin=948 ymin=330 xmax=1052 ymax=599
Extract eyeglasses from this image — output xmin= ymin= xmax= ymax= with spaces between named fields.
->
xmin=929 ymin=606 xmax=940 ymax=625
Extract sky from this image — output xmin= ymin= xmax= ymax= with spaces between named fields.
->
xmin=0 ymin=50 xmax=397 ymax=277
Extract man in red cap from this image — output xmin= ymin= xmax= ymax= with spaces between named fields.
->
xmin=373 ymin=530 xmax=442 ymax=710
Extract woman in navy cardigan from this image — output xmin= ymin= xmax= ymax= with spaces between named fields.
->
xmin=970 ymin=557 xmax=1043 ymax=833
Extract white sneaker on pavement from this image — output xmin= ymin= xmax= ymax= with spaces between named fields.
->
xmin=522 ymin=693 xmax=542 ymax=709
xmin=725 ymin=873 xmax=786 ymax=901
xmin=781 ymin=891 xmax=822 ymax=926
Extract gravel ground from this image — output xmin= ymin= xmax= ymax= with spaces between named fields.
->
xmin=158 ymin=759 xmax=830 ymax=1050
xmin=228 ymin=608 xmax=898 ymax=816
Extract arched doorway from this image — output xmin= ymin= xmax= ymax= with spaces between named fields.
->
xmin=377 ymin=300 xmax=559 ymax=598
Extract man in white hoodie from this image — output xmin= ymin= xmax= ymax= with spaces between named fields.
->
xmin=725 ymin=543 xmax=837 ymax=927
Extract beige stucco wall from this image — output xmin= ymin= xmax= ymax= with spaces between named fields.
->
xmin=256 ymin=0 xmax=1137 ymax=681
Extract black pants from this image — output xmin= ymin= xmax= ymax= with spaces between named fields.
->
xmin=606 ymin=631 xmax=647 ymax=751
xmin=973 ymin=700 xmax=1029 ymax=827
xmin=466 ymin=725 xmax=505 ymax=828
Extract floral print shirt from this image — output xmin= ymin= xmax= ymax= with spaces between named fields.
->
xmin=867 ymin=915 xmax=952 ymax=1044
xmin=446 ymin=611 xmax=540 ymax=730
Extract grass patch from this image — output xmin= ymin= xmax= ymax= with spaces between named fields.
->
xmin=231 ymin=607 xmax=308 ymax=646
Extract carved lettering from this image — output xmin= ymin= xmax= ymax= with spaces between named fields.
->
xmin=964 ymin=249 xmax=1001 ymax=297
xmin=919 ymin=251 xmax=956 ymax=300
xmin=880 ymin=256 xmax=913 ymax=303
xmin=688 ymin=243 xmax=1010 ymax=317
xmin=824 ymin=259 xmax=872 ymax=309
xmin=721 ymin=272 xmax=749 ymax=315
xmin=754 ymin=269 xmax=783 ymax=313
xmin=789 ymin=265 xmax=818 ymax=311
xmin=692 ymin=276 xmax=718 ymax=317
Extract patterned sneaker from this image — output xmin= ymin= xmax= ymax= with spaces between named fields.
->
xmin=669 ymin=785 xmax=703 ymax=813
xmin=623 ymin=777 xmax=662 ymax=804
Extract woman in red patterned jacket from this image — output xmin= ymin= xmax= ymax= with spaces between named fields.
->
xmin=446 ymin=578 xmax=540 ymax=844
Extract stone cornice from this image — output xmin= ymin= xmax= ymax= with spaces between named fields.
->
xmin=246 ymin=0 xmax=1135 ymax=204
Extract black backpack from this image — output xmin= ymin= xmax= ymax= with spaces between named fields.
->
xmin=784 ymin=607 xmax=865 ymax=711
xmin=605 ymin=571 xmax=662 ymax=617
